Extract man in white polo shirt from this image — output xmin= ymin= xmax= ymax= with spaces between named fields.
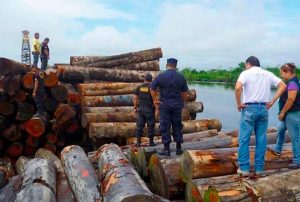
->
xmin=235 ymin=56 xmax=286 ymax=176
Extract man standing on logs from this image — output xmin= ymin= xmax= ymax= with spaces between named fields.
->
xmin=32 ymin=33 xmax=41 ymax=67
xmin=151 ymin=58 xmax=189 ymax=156
xmin=134 ymin=73 xmax=156 ymax=147
xmin=235 ymin=56 xmax=286 ymax=176
xmin=40 ymin=38 xmax=50 ymax=71
xmin=32 ymin=67 xmax=46 ymax=119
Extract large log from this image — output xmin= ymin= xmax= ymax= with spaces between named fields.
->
xmin=62 ymin=60 xmax=160 ymax=71
xmin=12 ymin=90 xmax=27 ymax=102
xmin=59 ymin=66 xmax=158 ymax=83
xmin=23 ymin=117 xmax=46 ymax=137
xmin=2 ymin=124 xmax=21 ymax=142
xmin=61 ymin=145 xmax=101 ymax=202
xmin=54 ymin=104 xmax=76 ymax=126
xmin=180 ymin=145 xmax=293 ymax=182
xmin=242 ymin=169 xmax=300 ymax=201
xmin=51 ymin=84 xmax=68 ymax=102
xmin=35 ymin=148 xmax=76 ymax=202
xmin=15 ymin=156 xmax=30 ymax=175
xmin=64 ymin=84 xmax=80 ymax=105
xmin=0 ymin=58 xmax=30 ymax=76
xmin=78 ymin=82 xmax=141 ymax=96
xmin=89 ymin=119 xmax=222 ymax=140
xmin=97 ymin=144 xmax=156 ymax=202
xmin=6 ymin=142 xmax=23 ymax=159
xmin=81 ymin=109 xmax=191 ymax=128
xmin=15 ymin=102 xmax=34 ymax=121
xmin=185 ymin=169 xmax=290 ymax=202
xmin=22 ymin=72 xmax=35 ymax=89
xmin=70 ymin=47 xmax=163 ymax=66
xmin=184 ymin=101 xmax=204 ymax=113
xmin=44 ymin=97 xmax=59 ymax=112
xmin=0 ymin=175 xmax=22 ymax=202
xmin=0 ymin=75 xmax=21 ymax=95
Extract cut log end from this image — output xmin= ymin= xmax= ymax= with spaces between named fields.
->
xmin=23 ymin=117 xmax=46 ymax=137
xmin=6 ymin=143 xmax=23 ymax=159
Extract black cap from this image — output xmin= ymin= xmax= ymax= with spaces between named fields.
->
xmin=144 ymin=73 xmax=153 ymax=82
xmin=246 ymin=56 xmax=260 ymax=67
xmin=167 ymin=58 xmax=178 ymax=66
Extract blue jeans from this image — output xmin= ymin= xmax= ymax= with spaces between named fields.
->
xmin=32 ymin=52 xmax=39 ymax=67
xmin=273 ymin=121 xmax=287 ymax=153
xmin=238 ymin=104 xmax=268 ymax=172
xmin=286 ymin=111 xmax=300 ymax=164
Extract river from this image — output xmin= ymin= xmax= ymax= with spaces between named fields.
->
xmin=189 ymin=82 xmax=280 ymax=131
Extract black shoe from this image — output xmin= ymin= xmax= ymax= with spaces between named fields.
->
xmin=158 ymin=144 xmax=170 ymax=156
xmin=149 ymin=137 xmax=156 ymax=146
xmin=176 ymin=143 xmax=183 ymax=155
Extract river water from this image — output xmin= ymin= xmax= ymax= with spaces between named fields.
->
xmin=189 ymin=82 xmax=280 ymax=131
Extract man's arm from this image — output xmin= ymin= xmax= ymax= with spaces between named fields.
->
xmin=235 ymin=81 xmax=245 ymax=111
xmin=267 ymin=81 xmax=286 ymax=109
xmin=32 ymin=79 xmax=39 ymax=97
xmin=133 ymin=94 xmax=138 ymax=114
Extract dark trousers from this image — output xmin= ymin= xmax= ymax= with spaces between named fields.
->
xmin=34 ymin=93 xmax=44 ymax=115
xmin=159 ymin=105 xmax=183 ymax=144
xmin=136 ymin=110 xmax=155 ymax=138
xmin=40 ymin=56 xmax=48 ymax=71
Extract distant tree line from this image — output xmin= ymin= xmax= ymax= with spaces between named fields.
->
xmin=180 ymin=62 xmax=300 ymax=83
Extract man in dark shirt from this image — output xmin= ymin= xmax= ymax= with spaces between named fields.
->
xmin=150 ymin=58 xmax=189 ymax=156
xmin=134 ymin=73 xmax=156 ymax=147
xmin=40 ymin=38 xmax=50 ymax=71
xmin=32 ymin=67 xmax=46 ymax=118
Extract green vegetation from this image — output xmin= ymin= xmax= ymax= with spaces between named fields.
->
xmin=180 ymin=62 xmax=299 ymax=83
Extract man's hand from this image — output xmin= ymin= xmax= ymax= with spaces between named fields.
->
xmin=32 ymin=92 xmax=36 ymax=98
xmin=237 ymin=103 xmax=246 ymax=112
xmin=154 ymin=100 xmax=162 ymax=109
xmin=267 ymin=100 xmax=276 ymax=110
xmin=278 ymin=112 xmax=286 ymax=121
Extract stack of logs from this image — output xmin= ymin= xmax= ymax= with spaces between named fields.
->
xmin=0 ymin=57 xmax=81 ymax=162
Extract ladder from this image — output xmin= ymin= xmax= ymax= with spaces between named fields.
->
xmin=21 ymin=30 xmax=31 ymax=65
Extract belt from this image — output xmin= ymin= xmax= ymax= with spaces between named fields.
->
xmin=245 ymin=102 xmax=266 ymax=105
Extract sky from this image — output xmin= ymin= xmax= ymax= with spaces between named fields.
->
xmin=0 ymin=0 xmax=299 ymax=69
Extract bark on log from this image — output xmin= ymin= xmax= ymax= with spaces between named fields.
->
xmin=185 ymin=169 xmax=291 ymax=202
xmin=97 ymin=144 xmax=156 ymax=202
xmin=23 ymin=117 xmax=46 ymax=137
xmin=70 ymin=47 xmax=163 ymax=66
xmin=6 ymin=142 xmax=23 ymax=158
xmin=0 ymin=102 xmax=15 ymax=116
xmin=15 ymin=156 xmax=30 ymax=175
xmin=61 ymin=145 xmax=101 ymax=202
xmin=35 ymin=148 xmax=76 ymax=202
xmin=126 ymin=136 xmax=162 ymax=146
xmin=242 ymin=169 xmax=300 ymax=201
xmin=62 ymin=60 xmax=160 ymax=71
xmin=0 ymin=75 xmax=21 ymax=96
xmin=54 ymin=104 xmax=76 ymax=126
xmin=0 ymin=158 xmax=15 ymax=188
xmin=180 ymin=145 xmax=293 ymax=182
xmin=89 ymin=119 xmax=222 ymax=140
xmin=184 ymin=101 xmax=204 ymax=114
xmin=15 ymin=183 xmax=56 ymax=202
xmin=0 ymin=175 xmax=22 ymax=202
xmin=2 ymin=124 xmax=21 ymax=142
xmin=59 ymin=66 xmax=158 ymax=83
xmin=78 ymin=82 xmax=141 ymax=96
xmin=16 ymin=102 xmax=34 ymax=121
xmin=0 ymin=58 xmax=30 ymax=76
xmin=81 ymin=109 xmax=190 ymax=128
xmin=51 ymin=84 xmax=68 ymax=102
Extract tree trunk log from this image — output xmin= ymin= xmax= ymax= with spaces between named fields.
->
xmin=23 ymin=117 xmax=46 ymax=137
xmin=0 ymin=75 xmax=21 ymax=95
xmin=22 ymin=72 xmax=35 ymax=89
xmin=242 ymin=169 xmax=300 ymax=201
xmin=61 ymin=145 xmax=101 ymax=202
xmin=0 ymin=102 xmax=15 ymax=116
xmin=6 ymin=142 xmax=23 ymax=159
xmin=2 ymin=124 xmax=22 ymax=142
xmin=15 ymin=183 xmax=56 ymax=202
xmin=35 ymin=148 xmax=76 ymax=202
xmin=12 ymin=90 xmax=27 ymax=102
xmin=81 ymin=109 xmax=190 ymax=128
xmin=184 ymin=101 xmax=204 ymax=114
xmin=64 ymin=84 xmax=80 ymax=105
xmin=15 ymin=156 xmax=30 ymax=175
xmin=185 ymin=168 xmax=290 ymax=202
xmin=16 ymin=102 xmax=34 ymax=121
xmin=0 ymin=58 xmax=30 ymax=76
xmin=44 ymin=97 xmax=59 ymax=112
xmin=180 ymin=145 xmax=293 ymax=182
xmin=78 ymin=82 xmax=141 ymax=96
xmin=70 ymin=47 xmax=162 ymax=66
xmin=59 ymin=66 xmax=158 ymax=83
xmin=63 ymin=60 xmax=160 ymax=71
xmin=148 ymin=155 xmax=184 ymax=200
xmin=0 ymin=175 xmax=22 ymax=202
xmin=54 ymin=104 xmax=76 ymax=126
xmin=51 ymin=84 xmax=68 ymax=102
xmin=97 ymin=143 xmax=156 ymax=202
xmin=45 ymin=69 xmax=59 ymax=87
xmin=89 ymin=119 xmax=222 ymax=140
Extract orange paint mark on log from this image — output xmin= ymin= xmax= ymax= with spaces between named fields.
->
xmin=218 ymin=190 xmax=242 ymax=197
xmin=118 ymin=159 xmax=129 ymax=164
xmin=82 ymin=169 xmax=89 ymax=177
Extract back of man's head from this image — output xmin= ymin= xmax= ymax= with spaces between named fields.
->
xmin=34 ymin=33 xmax=39 ymax=39
xmin=246 ymin=56 xmax=260 ymax=67
xmin=44 ymin=38 xmax=49 ymax=43
xmin=144 ymin=73 xmax=153 ymax=82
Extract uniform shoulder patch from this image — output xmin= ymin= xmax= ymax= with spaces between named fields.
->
xmin=140 ymin=87 xmax=149 ymax=93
